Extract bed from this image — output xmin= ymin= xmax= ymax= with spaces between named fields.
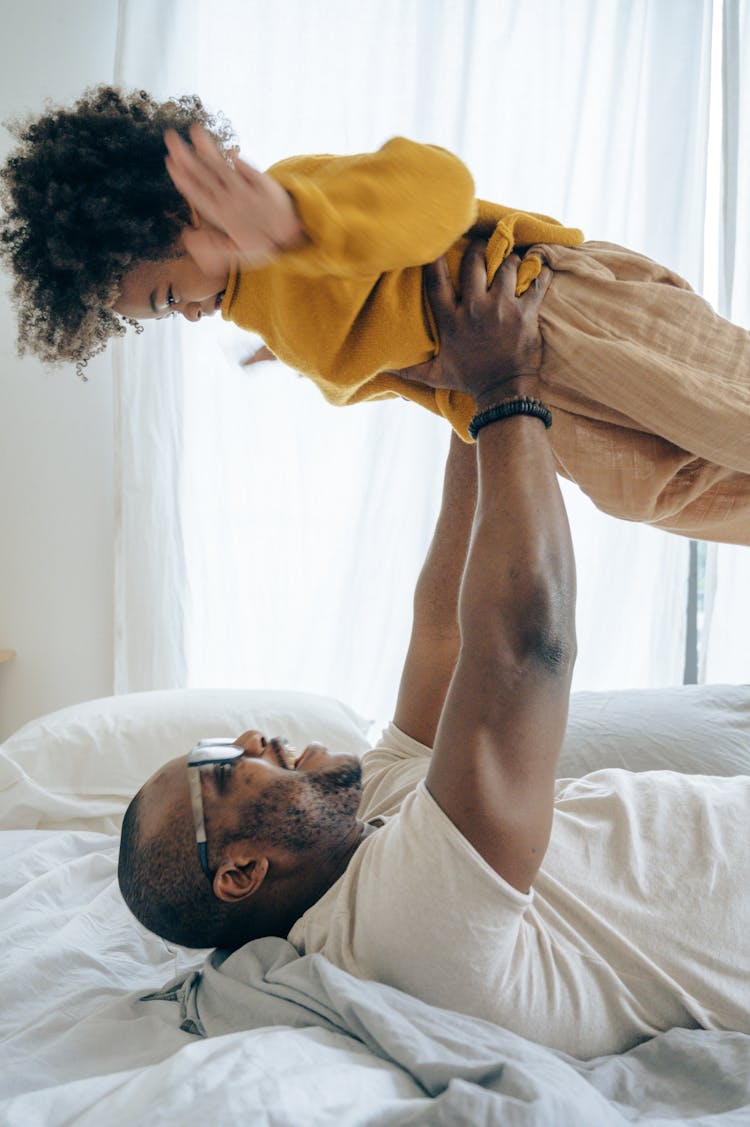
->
xmin=2 ymin=684 xmax=749 ymax=1125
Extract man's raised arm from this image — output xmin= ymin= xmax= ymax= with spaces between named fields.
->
xmin=393 ymin=431 xmax=476 ymax=748
xmin=413 ymin=244 xmax=576 ymax=893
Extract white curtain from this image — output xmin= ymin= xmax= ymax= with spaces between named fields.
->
xmin=114 ymin=0 xmax=734 ymax=723
xmin=700 ymin=0 xmax=750 ymax=684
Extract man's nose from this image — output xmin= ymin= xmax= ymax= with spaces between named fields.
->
xmin=234 ymin=730 xmax=267 ymax=755
xmin=180 ymin=304 xmax=203 ymax=323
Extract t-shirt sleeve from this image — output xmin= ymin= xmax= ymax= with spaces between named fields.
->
xmin=265 ymin=136 xmax=477 ymax=278
xmin=335 ymin=780 xmax=532 ymax=1009
xmin=359 ymin=721 xmax=433 ymax=821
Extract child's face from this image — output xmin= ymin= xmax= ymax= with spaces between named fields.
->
xmin=114 ymin=235 xmax=229 ymax=323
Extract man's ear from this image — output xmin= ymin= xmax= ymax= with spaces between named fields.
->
xmin=212 ymin=849 xmax=269 ymax=904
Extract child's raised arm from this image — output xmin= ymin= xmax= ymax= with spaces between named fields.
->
xmin=165 ymin=125 xmax=309 ymax=275
xmin=166 ymin=128 xmax=477 ymax=281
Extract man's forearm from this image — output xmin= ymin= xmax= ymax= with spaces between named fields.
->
xmin=461 ymin=392 xmax=576 ymax=672
xmin=393 ymin=432 xmax=477 ymax=745
xmin=428 ymin=402 xmax=576 ymax=890
xmin=411 ymin=432 xmax=477 ymax=639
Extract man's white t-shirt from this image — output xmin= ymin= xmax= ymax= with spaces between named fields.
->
xmin=288 ymin=723 xmax=750 ymax=1058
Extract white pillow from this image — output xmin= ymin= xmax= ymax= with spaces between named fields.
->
xmin=2 ymin=683 xmax=747 ymax=833
xmin=0 ymin=688 xmax=371 ymax=832
xmin=559 ymin=683 xmax=750 ymax=777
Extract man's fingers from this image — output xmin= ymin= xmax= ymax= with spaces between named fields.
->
xmin=458 ymin=238 xmax=490 ymax=302
xmin=397 ymin=358 xmax=443 ymax=389
xmin=532 ymin=264 xmax=553 ymax=302
xmin=422 ymin=256 xmax=457 ymax=326
xmin=492 ymin=251 xmax=524 ymax=299
xmin=516 ymin=259 xmax=553 ymax=304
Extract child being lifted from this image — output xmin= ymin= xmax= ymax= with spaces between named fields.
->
xmin=2 ymin=85 xmax=748 ymax=544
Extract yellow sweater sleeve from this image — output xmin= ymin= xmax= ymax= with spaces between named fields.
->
xmin=264 ymin=136 xmax=477 ymax=276
xmin=222 ymin=137 xmax=583 ymax=439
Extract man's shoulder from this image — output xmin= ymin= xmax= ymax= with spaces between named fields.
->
xmin=363 ymin=721 xmax=433 ymax=768
xmin=359 ymin=721 xmax=432 ymax=822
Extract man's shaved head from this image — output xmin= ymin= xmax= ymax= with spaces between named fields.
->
xmin=117 ymin=738 xmax=364 ymax=950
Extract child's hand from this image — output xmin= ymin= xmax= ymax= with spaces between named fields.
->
xmin=399 ymin=242 xmax=552 ymax=403
xmin=164 ymin=125 xmax=308 ymax=273
xmin=241 ymin=344 xmax=278 ymax=368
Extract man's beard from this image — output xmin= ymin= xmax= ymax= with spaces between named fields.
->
xmin=227 ymin=757 xmax=363 ymax=854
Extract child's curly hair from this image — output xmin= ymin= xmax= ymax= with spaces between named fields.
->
xmin=0 ymin=84 xmax=234 ymax=376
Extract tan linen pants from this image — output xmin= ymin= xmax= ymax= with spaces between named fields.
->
xmin=533 ymin=241 xmax=750 ymax=545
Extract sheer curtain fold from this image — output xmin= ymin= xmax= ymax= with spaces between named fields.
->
xmin=700 ymin=0 xmax=750 ymax=684
xmin=114 ymin=0 xmax=734 ymax=719
xmin=113 ymin=322 xmax=189 ymax=692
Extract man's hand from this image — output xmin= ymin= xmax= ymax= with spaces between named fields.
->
xmin=164 ymin=125 xmax=308 ymax=274
xmin=400 ymin=243 xmax=552 ymax=408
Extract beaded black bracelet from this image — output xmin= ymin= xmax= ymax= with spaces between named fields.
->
xmin=468 ymin=396 xmax=552 ymax=439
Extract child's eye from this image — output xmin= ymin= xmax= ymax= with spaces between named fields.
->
xmin=166 ymin=285 xmax=176 ymax=308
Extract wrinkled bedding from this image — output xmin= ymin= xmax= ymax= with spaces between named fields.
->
xmin=2 ymin=685 xmax=749 ymax=1124
xmin=2 ymin=829 xmax=750 ymax=1125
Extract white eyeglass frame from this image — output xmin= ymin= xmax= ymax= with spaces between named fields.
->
xmin=187 ymin=738 xmax=245 ymax=881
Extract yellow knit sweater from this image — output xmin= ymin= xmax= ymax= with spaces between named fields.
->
xmin=222 ymin=137 xmax=583 ymax=438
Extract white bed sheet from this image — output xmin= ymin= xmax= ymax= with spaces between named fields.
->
xmin=0 ymin=830 xmax=423 ymax=1126
xmin=2 ymin=684 xmax=749 ymax=1124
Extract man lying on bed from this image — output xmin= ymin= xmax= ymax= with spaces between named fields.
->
xmin=118 ymin=245 xmax=750 ymax=1061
